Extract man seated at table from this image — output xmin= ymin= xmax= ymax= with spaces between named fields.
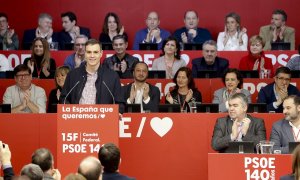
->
xmin=270 ymin=95 xmax=300 ymax=154
xmin=3 ymin=64 xmax=47 ymax=113
xmin=173 ymin=10 xmax=211 ymax=45
xmin=103 ymin=35 xmax=139 ymax=79
xmin=133 ymin=11 xmax=170 ymax=50
xmin=122 ymin=61 xmax=160 ymax=112
xmin=64 ymin=35 xmax=88 ymax=70
xmin=59 ymin=11 xmax=90 ymax=50
xmin=211 ymin=93 xmax=266 ymax=153
xmin=257 ymin=67 xmax=300 ymax=113
xmin=191 ymin=40 xmax=229 ymax=78
xmin=259 ymin=9 xmax=295 ymax=50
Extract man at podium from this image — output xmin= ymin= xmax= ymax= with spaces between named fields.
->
xmin=60 ymin=39 xmax=125 ymax=113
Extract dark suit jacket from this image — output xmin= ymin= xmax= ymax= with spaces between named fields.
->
xmin=22 ymin=29 xmax=58 ymax=50
xmin=3 ymin=167 xmax=15 ymax=180
xmin=257 ymin=82 xmax=300 ymax=113
xmin=270 ymin=119 xmax=294 ymax=154
xmin=191 ymin=57 xmax=229 ymax=78
xmin=103 ymin=172 xmax=135 ymax=180
xmin=211 ymin=114 xmax=266 ymax=153
xmin=280 ymin=174 xmax=295 ymax=180
xmin=122 ymin=82 xmax=160 ymax=112
xmin=58 ymin=27 xmax=90 ymax=50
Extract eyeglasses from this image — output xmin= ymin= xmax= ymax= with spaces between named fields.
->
xmin=276 ymin=76 xmax=291 ymax=82
xmin=75 ymin=43 xmax=85 ymax=47
xmin=16 ymin=74 xmax=31 ymax=78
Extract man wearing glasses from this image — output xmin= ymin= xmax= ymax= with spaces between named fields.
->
xmin=64 ymin=35 xmax=88 ymax=70
xmin=258 ymin=67 xmax=300 ymax=113
xmin=3 ymin=64 xmax=46 ymax=113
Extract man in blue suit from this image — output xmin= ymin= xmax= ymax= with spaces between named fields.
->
xmin=257 ymin=67 xmax=300 ymax=113
xmin=270 ymin=95 xmax=300 ymax=154
xmin=59 ymin=11 xmax=90 ymax=50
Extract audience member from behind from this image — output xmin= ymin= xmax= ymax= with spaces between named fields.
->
xmin=166 ymin=67 xmax=202 ymax=112
xmin=259 ymin=9 xmax=295 ymax=50
xmin=133 ymin=11 xmax=170 ymax=50
xmin=99 ymin=12 xmax=127 ymax=44
xmin=239 ymin=35 xmax=274 ymax=77
xmin=217 ymin=12 xmax=247 ymax=51
xmin=65 ymin=173 xmax=86 ymax=180
xmin=0 ymin=12 xmax=19 ymax=50
xmin=152 ymin=36 xmax=186 ymax=79
xmin=31 ymin=148 xmax=61 ymax=180
xmin=23 ymin=37 xmax=57 ymax=79
xmin=122 ymin=62 xmax=160 ymax=112
xmin=59 ymin=39 xmax=125 ymax=113
xmin=191 ymin=40 xmax=229 ymax=78
xmin=47 ymin=66 xmax=70 ymax=113
xmin=0 ymin=141 xmax=15 ymax=180
xmin=98 ymin=143 xmax=135 ymax=180
xmin=78 ymin=156 xmax=102 ymax=180
xmin=103 ymin=35 xmax=139 ymax=79
xmin=59 ymin=11 xmax=90 ymax=49
xmin=280 ymin=144 xmax=300 ymax=180
xmin=3 ymin=64 xmax=47 ymax=113
xmin=257 ymin=67 xmax=300 ymax=113
xmin=64 ymin=35 xmax=88 ymax=70
xmin=23 ymin=13 xmax=57 ymax=49
xmin=212 ymin=68 xmax=251 ymax=112
xmin=211 ymin=93 xmax=266 ymax=153
xmin=286 ymin=46 xmax=300 ymax=70
xmin=20 ymin=164 xmax=43 ymax=180
xmin=173 ymin=10 xmax=211 ymax=44
xmin=270 ymin=95 xmax=300 ymax=154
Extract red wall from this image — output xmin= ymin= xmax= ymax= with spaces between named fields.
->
xmin=1 ymin=0 xmax=299 ymax=48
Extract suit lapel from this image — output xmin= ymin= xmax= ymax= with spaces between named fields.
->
xmin=283 ymin=120 xmax=294 ymax=142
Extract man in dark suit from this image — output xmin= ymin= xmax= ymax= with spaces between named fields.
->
xmin=59 ymin=11 xmax=90 ymax=50
xmin=191 ymin=40 xmax=229 ymax=78
xmin=98 ymin=143 xmax=135 ymax=180
xmin=122 ymin=61 xmax=160 ymax=112
xmin=270 ymin=95 xmax=300 ymax=154
xmin=257 ymin=67 xmax=300 ymax=113
xmin=211 ymin=93 xmax=266 ymax=153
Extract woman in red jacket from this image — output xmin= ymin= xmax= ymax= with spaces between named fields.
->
xmin=239 ymin=35 xmax=274 ymax=77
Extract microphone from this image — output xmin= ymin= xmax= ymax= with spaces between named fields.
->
xmin=63 ymin=80 xmax=81 ymax=104
xmin=102 ymin=81 xmax=115 ymax=104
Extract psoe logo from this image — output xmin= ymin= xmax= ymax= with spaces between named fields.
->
xmin=244 ymin=157 xmax=275 ymax=180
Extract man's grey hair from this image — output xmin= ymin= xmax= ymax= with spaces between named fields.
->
xmin=202 ymin=40 xmax=217 ymax=50
xmin=229 ymin=93 xmax=248 ymax=107
xmin=75 ymin=34 xmax=89 ymax=41
xmin=38 ymin=13 xmax=52 ymax=23
xmin=21 ymin=163 xmax=44 ymax=180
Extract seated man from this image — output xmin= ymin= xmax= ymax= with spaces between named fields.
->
xmin=0 ymin=141 xmax=15 ymax=180
xmin=257 ymin=67 xmax=300 ymax=113
xmin=31 ymin=148 xmax=61 ymax=180
xmin=191 ymin=40 xmax=229 ymax=78
xmin=133 ymin=11 xmax=170 ymax=50
xmin=98 ymin=143 xmax=135 ymax=180
xmin=270 ymin=95 xmax=300 ymax=154
xmin=173 ymin=10 xmax=211 ymax=44
xmin=122 ymin=62 xmax=160 ymax=112
xmin=103 ymin=35 xmax=139 ymax=79
xmin=59 ymin=11 xmax=91 ymax=50
xmin=64 ymin=35 xmax=88 ymax=70
xmin=78 ymin=156 xmax=102 ymax=180
xmin=211 ymin=93 xmax=266 ymax=153
xmin=286 ymin=47 xmax=300 ymax=70
xmin=23 ymin=13 xmax=58 ymax=49
xmin=3 ymin=64 xmax=47 ymax=113
xmin=0 ymin=12 xmax=19 ymax=50
xmin=259 ymin=9 xmax=295 ymax=50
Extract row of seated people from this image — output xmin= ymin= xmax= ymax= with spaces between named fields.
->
xmin=0 ymin=34 xmax=300 ymax=81
xmin=0 ymin=9 xmax=296 ymax=51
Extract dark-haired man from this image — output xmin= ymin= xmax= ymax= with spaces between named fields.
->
xmin=0 ymin=12 xmax=19 ymax=50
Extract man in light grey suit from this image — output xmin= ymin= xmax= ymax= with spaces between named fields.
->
xmin=211 ymin=93 xmax=266 ymax=153
xmin=259 ymin=9 xmax=295 ymax=50
xmin=270 ymin=95 xmax=300 ymax=154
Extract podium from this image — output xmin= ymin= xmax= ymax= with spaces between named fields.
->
xmin=57 ymin=104 xmax=119 ymax=176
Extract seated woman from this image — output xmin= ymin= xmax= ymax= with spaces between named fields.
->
xmin=165 ymin=67 xmax=202 ymax=112
xmin=23 ymin=37 xmax=56 ymax=79
xmin=239 ymin=35 xmax=274 ymax=77
xmin=47 ymin=66 xmax=70 ymax=112
xmin=152 ymin=36 xmax=186 ymax=79
xmin=217 ymin=12 xmax=247 ymax=51
xmin=212 ymin=68 xmax=251 ymax=112
xmin=99 ymin=12 xmax=128 ymax=44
